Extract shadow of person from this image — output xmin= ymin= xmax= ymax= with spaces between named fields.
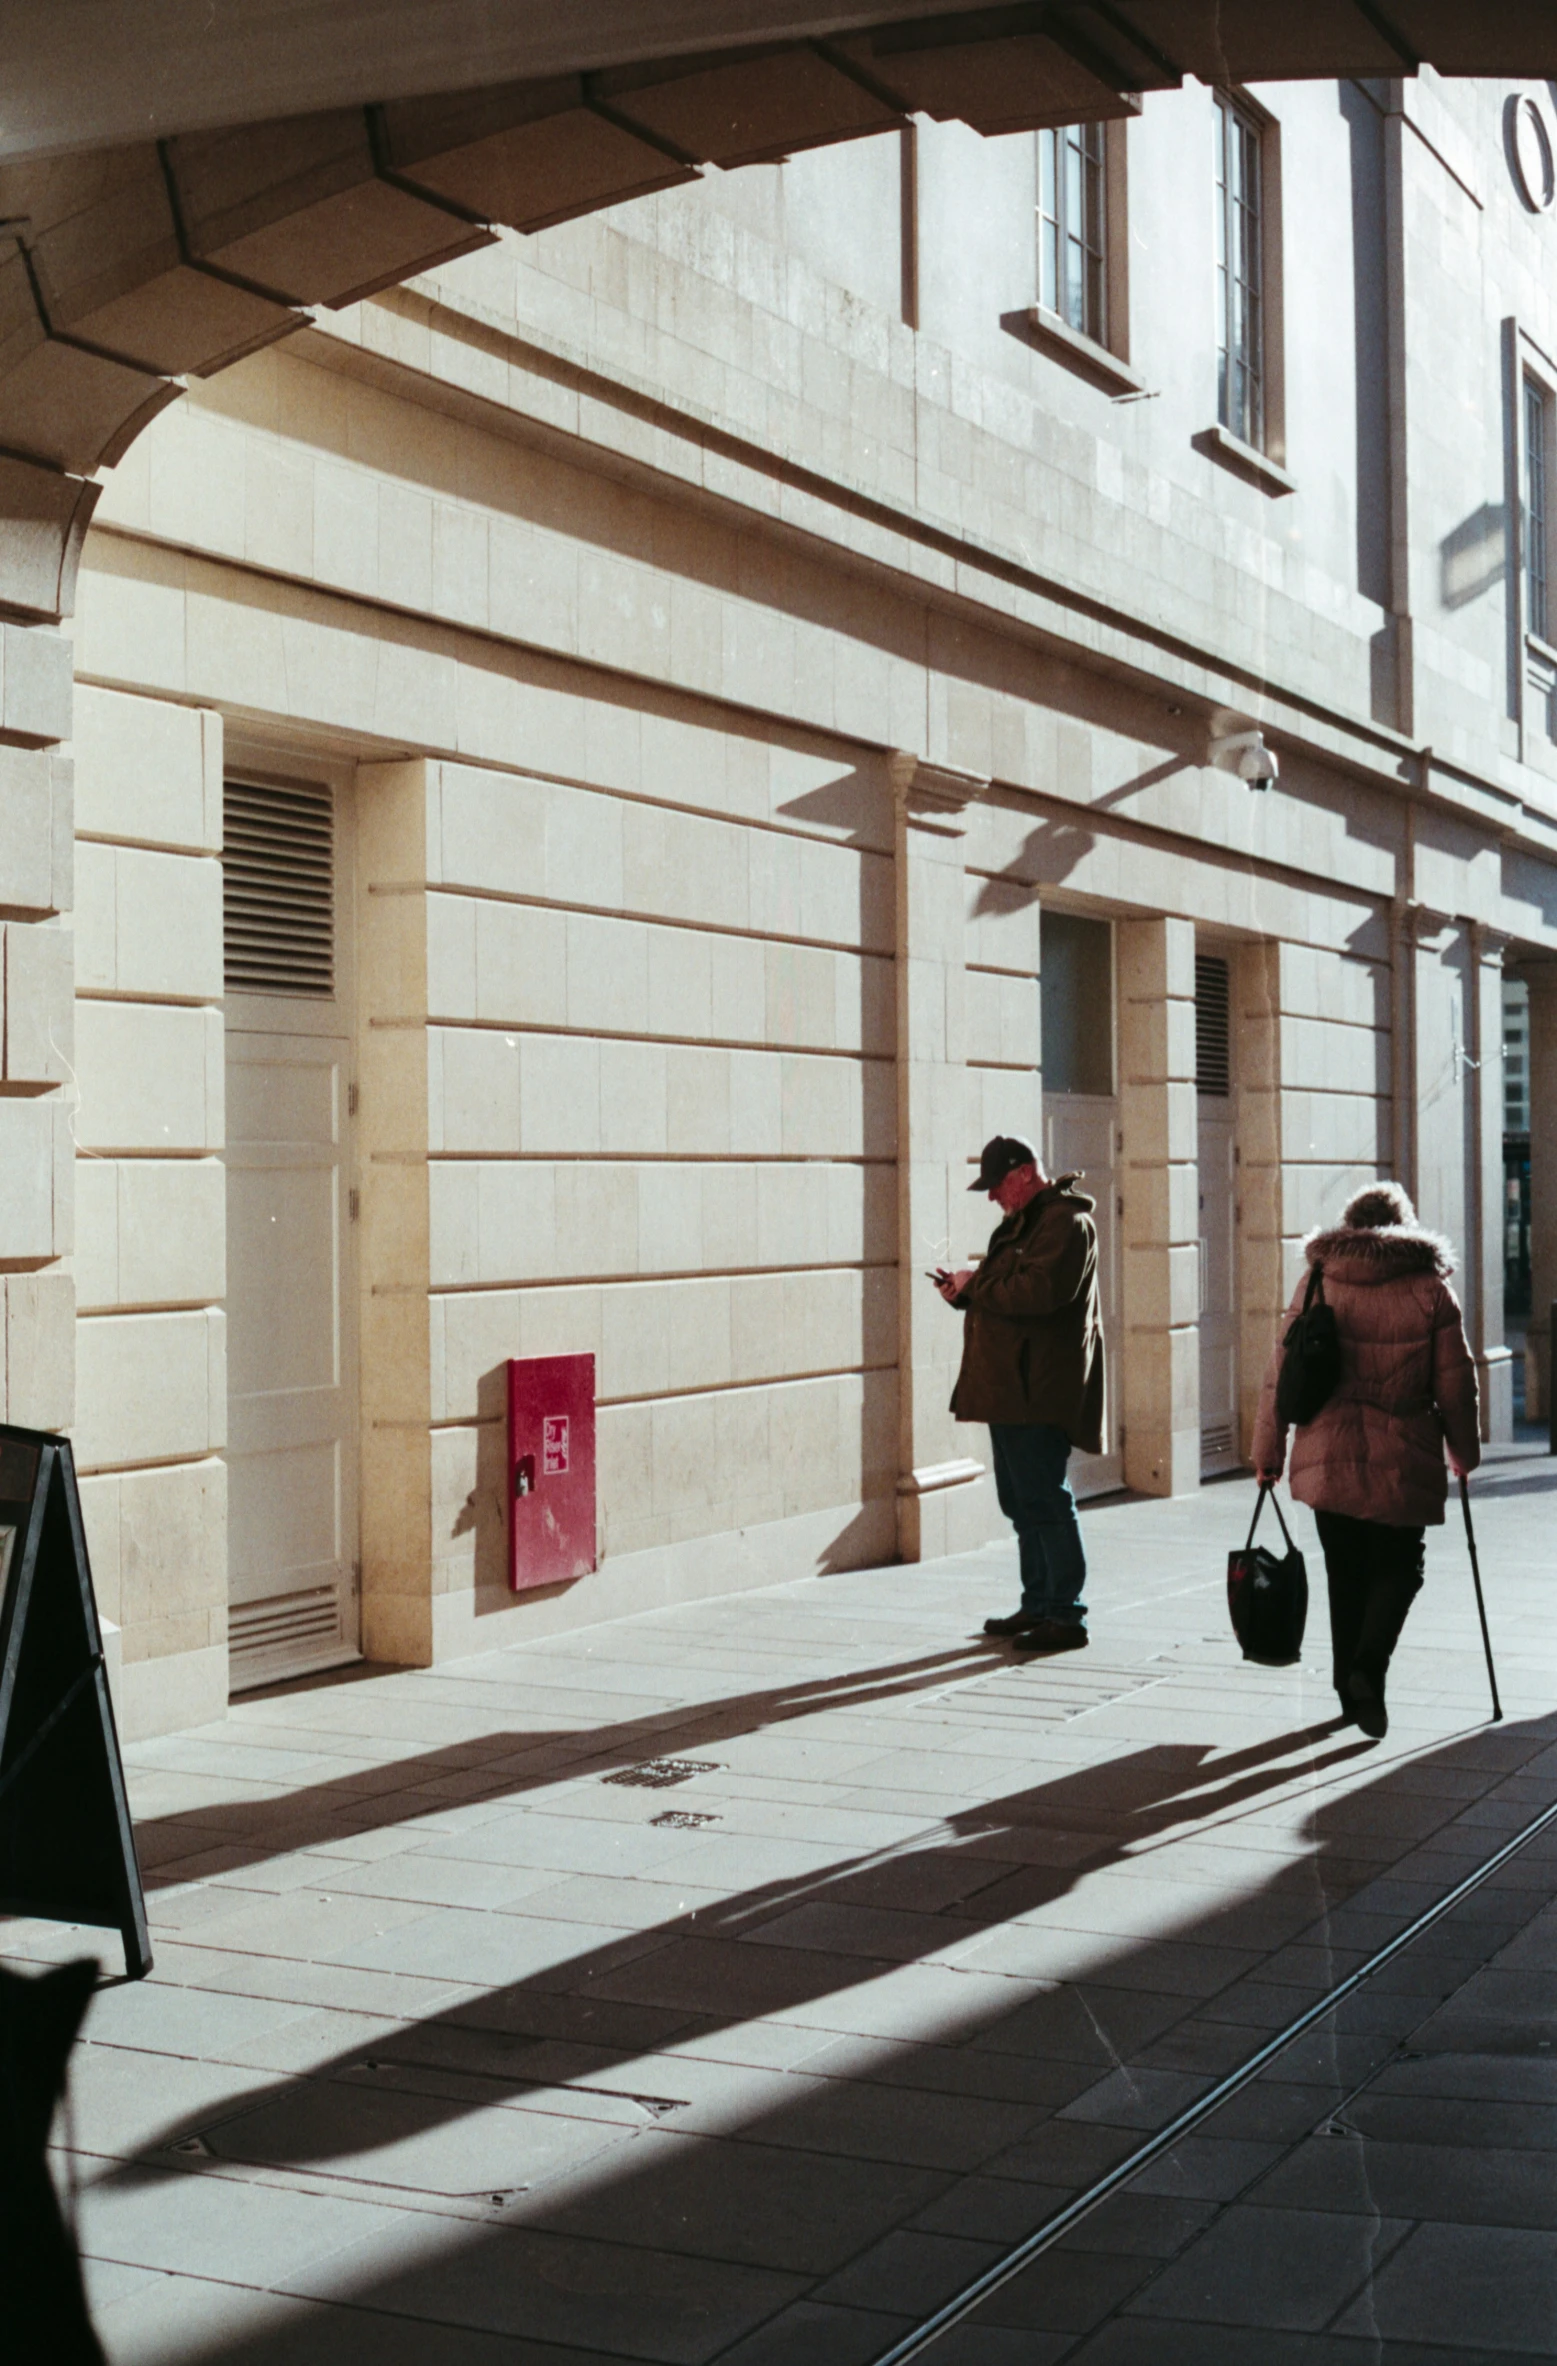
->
xmin=130 ymin=1721 xmax=1373 ymax=2174
xmin=98 ymin=1709 xmax=1557 ymax=2366
xmin=130 ymin=1643 xmax=1010 ymax=1886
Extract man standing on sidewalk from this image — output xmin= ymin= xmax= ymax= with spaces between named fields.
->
xmin=936 ymin=1135 xmax=1105 ymax=1655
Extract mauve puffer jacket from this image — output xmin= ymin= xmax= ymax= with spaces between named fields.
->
xmin=1251 ymin=1222 xmax=1481 ymax=1528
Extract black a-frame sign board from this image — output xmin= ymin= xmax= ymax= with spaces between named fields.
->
xmin=0 ymin=1424 xmax=151 ymax=1979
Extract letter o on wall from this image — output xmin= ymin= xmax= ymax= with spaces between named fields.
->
xmin=1508 ymin=91 xmax=1556 ymax=213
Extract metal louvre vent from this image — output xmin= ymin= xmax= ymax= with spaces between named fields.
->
xmin=1195 ymin=954 xmax=1231 ymax=1097
xmin=1201 ymin=1421 xmax=1236 ymax=1457
xmin=228 ymin=1586 xmax=357 ymax=1694
xmin=230 ymin=1587 xmax=340 ymax=1659
xmin=223 ymin=775 xmax=334 ymax=997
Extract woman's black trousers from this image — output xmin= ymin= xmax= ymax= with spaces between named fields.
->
xmin=1312 ymin=1508 xmax=1426 ymax=1704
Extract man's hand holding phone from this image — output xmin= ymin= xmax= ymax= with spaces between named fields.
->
xmin=931 ymin=1267 xmax=974 ymax=1303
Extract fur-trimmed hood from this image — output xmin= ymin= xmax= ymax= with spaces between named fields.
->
xmin=1304 ymin=1223 xmax=1455 ymax=1281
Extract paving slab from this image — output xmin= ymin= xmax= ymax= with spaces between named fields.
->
xmin=6 ymin=1445 xmax=1557 ymax=2362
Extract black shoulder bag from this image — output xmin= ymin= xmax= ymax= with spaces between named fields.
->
xmin=1275 ymin=1263 xmax=1341 ymax=1427
xmin=1227 ymin=1485 xmax=1308 ymax=1666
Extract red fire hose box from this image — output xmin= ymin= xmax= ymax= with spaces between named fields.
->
xmin=507 ymin=1352 xmax=597 ymax=1591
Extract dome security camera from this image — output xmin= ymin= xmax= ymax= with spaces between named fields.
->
xmin=1208 ymin=723 xmax=1278 ymax=791
xmin=1236 ymin=736 xmax=1279 ymax=790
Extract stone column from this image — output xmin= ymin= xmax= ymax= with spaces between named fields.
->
xmin=1469 ymin=926 xmax=1513 ymax=1441
xmin=1117 ymin=915 xmax=1199 ymax=1495
xmin=1524 ymin=961 xmax=1557 ymax=1421
xmin=891 ymin=752 xmax=991 ymax=1562
xmin=355 ymin=758 xmax=436 ymax=1665
xmin=0 ymin=459 xmax=95 ymax=1438
xmin=1409 ymin=908 xmax=1470 ymax=1256
xmin=1234 ymin=939 xmax=1285 ymax=1457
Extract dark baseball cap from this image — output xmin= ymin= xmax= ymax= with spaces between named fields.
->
xmin=969 ymin=1134 xmax=1039 ymax=1192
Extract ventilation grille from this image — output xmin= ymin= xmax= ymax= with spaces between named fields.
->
xmin=1195 ymin=954 xmax=1231 ymax=1096
xmin=1201 ymin=1421 xmax=1236 ymax=1458
xmin=223 ymin=776 xmax=334 ymax=997
xmin=229 ymin=1587 xmax=341 ymax=1661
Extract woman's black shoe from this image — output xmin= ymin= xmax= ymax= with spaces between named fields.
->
xmin=984 ymin=1611 xmax=1041 ymax=1636
xmin=1347 ymin=1669 xmax=1388 ymax=1738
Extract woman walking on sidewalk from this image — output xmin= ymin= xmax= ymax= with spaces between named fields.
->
xmin=1252 ymin=1182 xmax=1481 ymax=1738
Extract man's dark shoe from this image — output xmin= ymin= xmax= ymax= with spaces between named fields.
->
xmin=1347 ymin=1668 xmax=1387 ymax=1738
xmin=1011 ymin=1619 xmax=1088 ymax=1654
xmin=984 ymin=1611 xmax=1043 ymax=1636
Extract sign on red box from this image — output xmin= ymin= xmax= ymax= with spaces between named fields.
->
xmin=507 ymin=1353 xmax=596 ymax=1592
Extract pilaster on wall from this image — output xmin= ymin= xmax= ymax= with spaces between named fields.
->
xmin=355 ymin=758 xmax=436 ymax=1666
xmin=0 ymin=458 xmax=89 ymax=1443
xmin=1405 ymin=909 xmax=1508 ymax=1434
xmin=1238 ymin=934 xmax=1396 ymax=1446
xmin=1525 ymin=962 xmax=1557 ymax=1422
xmin=1409 ymin=909 xmax=1472 ymax=1255
xmin=891 ymin=752 xmax=992 ymax=1561
xmin=1468 ymin=927 xmax=1512 ymax=1442
xmin=1234 ymin=940 xmax=1286 ymax=1458
xmin=73 ymin=685 xmax=228 ymax=1740
xmin=1117 ymin=915 xmax=1198 ymax=1496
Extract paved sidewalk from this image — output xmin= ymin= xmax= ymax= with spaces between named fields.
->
xmin=8 ymin=1452 xmax=1557 ymax=2366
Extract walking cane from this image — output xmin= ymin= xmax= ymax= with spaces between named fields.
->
xmin=1458 ymin=1476 xmax=1503 ymax=1724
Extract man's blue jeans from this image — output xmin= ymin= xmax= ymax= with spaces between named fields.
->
xmin=989 ymin=1422 xmax=1087 ymax=1626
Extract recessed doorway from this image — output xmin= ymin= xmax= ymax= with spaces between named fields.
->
xmin=222 ymin=765 xmax=360 ymax=1691
xmin=1041 ymin=910 xmax=1122 ymax=1496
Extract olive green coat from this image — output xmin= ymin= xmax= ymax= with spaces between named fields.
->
xmin=949 ymin=1177 xmax=1106 ymax=1449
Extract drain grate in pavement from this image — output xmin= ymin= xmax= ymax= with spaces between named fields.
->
xmin=650 ymin=1809 xmax=720 ymax=1829
xmin=603 ymin=1757 xmax=722 ymax=1789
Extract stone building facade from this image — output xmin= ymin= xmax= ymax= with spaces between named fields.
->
xmin=30 ymin=68 xmax=1557 ymax=1734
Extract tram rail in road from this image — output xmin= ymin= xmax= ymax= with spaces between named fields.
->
xmin=871 ymin=1778 xmax=1557 ymax=2365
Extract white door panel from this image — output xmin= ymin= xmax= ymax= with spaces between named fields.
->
xmin=225 ymin=1025 xmax=358 ymax=1684
xmin=226 ymin=1441 xmax=342 ymax=1589
xmin=225 ymin=1166 xmax=341 ymax=1397
xmin=228 ymin=1056 xmax=339 ymax=1147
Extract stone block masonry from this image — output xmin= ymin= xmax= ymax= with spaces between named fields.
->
xmin=71 ymin=684 xmax=228 ymax=1738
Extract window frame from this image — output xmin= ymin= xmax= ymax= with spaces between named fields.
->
xmin=1206 ymin=87 xmax=1286 ymax=474
xmin=1027 ymin=116 xmax=1134 ymax=389
xmin=1038 ymin=118 xmax=1109 ymax=347
xmin=1524 ymin=368 xmax=1552 ymax=647
xmin=1509 ymin=321 xmax=1557 ymax=765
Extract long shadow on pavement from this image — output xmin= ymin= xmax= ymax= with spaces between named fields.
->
xmin=128 ymin=1722 xmax=1378 ymax=2172
xmin=69 ymin=1712 xmax=1557 ymax=2365
xmin=129 ymin=1646 xmax=1011 ymax=1884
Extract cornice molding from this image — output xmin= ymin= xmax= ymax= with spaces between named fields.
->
xmin=890 ymin=751 xmax=990 ymax=833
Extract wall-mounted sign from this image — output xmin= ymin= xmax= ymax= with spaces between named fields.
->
xmin=1508 ymin=90 xmax=1556 ymax=213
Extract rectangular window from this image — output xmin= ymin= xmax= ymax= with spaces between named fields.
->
xmin=1215 ymin=93 xmax=1264 ymax=449
xmin=1526 ymin=374 xmax=1550 ymax=644
xmin=1038 ymin=121 xmax=1107 ymax=345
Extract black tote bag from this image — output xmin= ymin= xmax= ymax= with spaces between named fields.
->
xmin=1227 ymin=1484 xmax=1308 ymax=1667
